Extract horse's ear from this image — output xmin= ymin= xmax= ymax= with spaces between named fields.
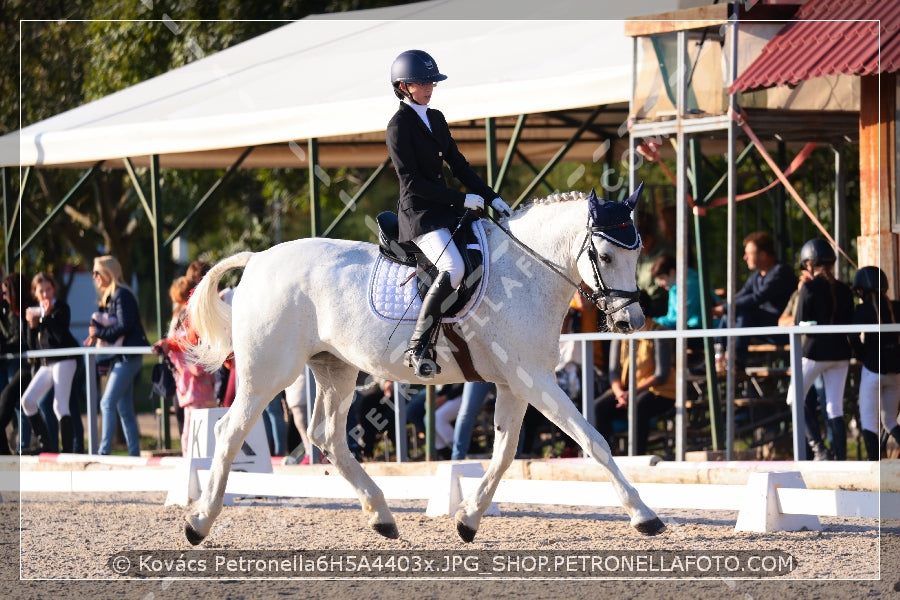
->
xmin=624 ymin=181 xmax=645 ymax=210
xmin=587 ymin=188 xmax=599 ymax=204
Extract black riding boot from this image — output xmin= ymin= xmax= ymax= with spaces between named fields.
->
xmin=828 ymin=417 xmax=847 ymax=461
xmin=861 ymin=429 xmax=880 ymax=461
xmin=60 ymin=415 xmax=74 ymax=454
xmin=405 ymin=271 xmax=455 ymax=379
xmin=26 ymin=413 xmax=52 ymax=454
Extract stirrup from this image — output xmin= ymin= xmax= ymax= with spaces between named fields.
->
xmin=405 ymin=345 xmax=441 ymax=379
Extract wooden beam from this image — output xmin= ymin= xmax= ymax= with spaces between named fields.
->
xmin=857 ymin=73 xmax=898 ymax=299
xmin=624 ymin=4 xmax=729 ymax=37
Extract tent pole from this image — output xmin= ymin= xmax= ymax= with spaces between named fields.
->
xmin=150 ymin=154 xmax=170 ymax=449
xmin=2 ymin=167 xmax=8 ymax=274
xmin=485 ymin=117 xmax=497 ymax=187
xmin=308 ymin=138 xmax=321 ymax=237
xmin=494 ymin=114 xmax=526 ymax=195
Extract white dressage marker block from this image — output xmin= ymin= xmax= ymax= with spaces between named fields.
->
xmin=426 ymin=462 xmax=499 ymax=518
xmin=186 ymin=408 xmax=272 ymax=474
xmin=734 ymin=471 xmax=821 ymax=533
xmin=166 ymin=407 xmax=270 ymax=506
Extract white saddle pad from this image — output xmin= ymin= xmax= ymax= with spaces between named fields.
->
xmin=367 ymin=219 xmax=490 ymax=324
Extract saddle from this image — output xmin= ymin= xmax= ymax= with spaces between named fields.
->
xmin=376 ymin=211 xmax=484 ymax=316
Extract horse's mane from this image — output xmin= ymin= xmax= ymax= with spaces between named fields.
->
xmin=514 ymin=190 xmax=589 ymax=216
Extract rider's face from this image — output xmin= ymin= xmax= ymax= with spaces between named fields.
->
xmin=405 ymin=81 xmax=436 ymax=105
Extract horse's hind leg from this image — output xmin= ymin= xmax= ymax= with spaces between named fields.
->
xmin=525 ymin=373 xmax=665 ymax=536
xmin=184 ymin=388 xmax=270 ymax=545
xmin=307 ymin=356 xmax=398 ymax=539
xmin=455 ymin=384 xmax=527 ymax=542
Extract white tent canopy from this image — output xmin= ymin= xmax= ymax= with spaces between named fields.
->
xmin=1 ymin=0 xmax=697 ymax=169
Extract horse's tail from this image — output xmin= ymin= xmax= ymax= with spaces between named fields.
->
xmin=187 ymin=251 xmax=253 ymax=372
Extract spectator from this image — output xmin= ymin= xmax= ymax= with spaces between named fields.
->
xmin=186 ymin=260 xmax=211 ymax=286
xmin=351 ymin=374 xmax=395 ymax=460
xmin=20 ymin=272 xmax=79 ymax=453
xmin=594 ymin=317 xmax=676 ymax=455
xmin=450 ymin=382 xmax=494 ymax=460
xmin=785 ymin=239 xmax=854 ymax=460
xmin=651 ymin=254 xmax=721 ymax=330
xmin=261 ymin=393 xmax=288 ymax=457
xmin=714 ymin=231 xmax=797 ymax=367
xmin=284 ymin=369 xmax=315 ymax=464
xmin=89 ymin=256 xmax=149 ymax=456
xmin=851 ymin=266 xmax=900 ymax=460
xmin=153 ymin=276 xmax=216 ymax=455
xmin=635 ymin=211 xmax=674 ymax=318
xmin=0 ymin=273 xmax=30 ymax=454
xmin=780 ymin=270 xmax=831 ymax=460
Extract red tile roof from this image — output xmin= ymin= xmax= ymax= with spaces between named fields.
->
xmin=730 ymin=0 xmax=899 ymax=93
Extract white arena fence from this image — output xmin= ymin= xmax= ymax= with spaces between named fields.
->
xmin=4 ymin=322 xmax=897 ymax=461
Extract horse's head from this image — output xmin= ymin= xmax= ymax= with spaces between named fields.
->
xmin=576 ymin=183 xmax=646 ymax=333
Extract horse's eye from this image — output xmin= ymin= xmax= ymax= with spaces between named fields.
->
xmin=599 ymin=253 xmax=611 ymax=264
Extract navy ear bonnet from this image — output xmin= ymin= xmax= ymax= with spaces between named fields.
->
xmin=586 ymin=181 xmax=644 ymax=250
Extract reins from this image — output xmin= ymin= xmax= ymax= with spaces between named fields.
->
xmin=483 ymin=211 xmax=640 ymax=317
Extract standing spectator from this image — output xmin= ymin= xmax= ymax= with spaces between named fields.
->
xmin=89 ymin=256 xmax=148 ymax=456
xmin=851 ymin=266 xmax=900 ymax=460
xmin=20 ymin=272 xmax=79 ymax=453
xmin=780 ymin=270 xmax=831 ymax=460
xmin=0 ymin=273 xmax=29 ymax=454
xmin=785 ymin=239 xmax=854 ymax=460
xmin=153 ymin=276 xmax=216 ymax=455
xmin=714 ymin=231 xmax=797 ymax=367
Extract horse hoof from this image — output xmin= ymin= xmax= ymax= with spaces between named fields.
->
xmin=456 ymin=521 xmax=477 ymax=543
xmin=184 ymin=522 xmax=206 ymax=546
xmin=372 ymin=522 xmax=399 ymax=539
xmin=634 ymin=517 xmax=666 ymax=536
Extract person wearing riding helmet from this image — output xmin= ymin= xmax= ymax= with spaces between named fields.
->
xmin=851 ymin=266 xmax=900 ymax=459
xmin=786 ymin=239 xmax=854 ymax=460
xmin=385 ymin=49 xmax=511 ymax=377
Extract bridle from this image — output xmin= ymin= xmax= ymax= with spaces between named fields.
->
xmin=484 ymin=211 xmax=641 ymax=317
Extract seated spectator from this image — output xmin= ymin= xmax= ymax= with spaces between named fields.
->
xmin=651 ymin=254 xmax=721 ymax=330
xmin=594 ymin=317 xmax=675 ymax=455
xmin=406 ymin=383 xmax=464 ymax=460
xmin=351 ymin=374 xmax=395 ymax=460
xmin=714 ymin=231 xmax=797 ymax=367
xmin=635 ymin=210 xmax=673 ymax=318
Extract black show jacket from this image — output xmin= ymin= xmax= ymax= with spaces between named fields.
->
xmin=386 ymin=102 xmax=497 ymax=243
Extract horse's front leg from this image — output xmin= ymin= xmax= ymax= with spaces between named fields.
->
xmin=455 ymin=384 xmax=527 ymax=542
xmin=184 ymin=392 xmax=269 ymax=545
xmin=525 ymin=373 xmax=665 ymax=536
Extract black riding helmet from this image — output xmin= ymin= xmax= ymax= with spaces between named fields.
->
xmin=853 ymin=265 xmax=888 ymax=293
xmin=799 ymin=238 xmax=836 ymax=272
xmin=391 ymin=49 xmax=447 ymax=101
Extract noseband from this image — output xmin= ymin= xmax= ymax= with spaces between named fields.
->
xmin=575 ymin=226 xmax=641 ymax=317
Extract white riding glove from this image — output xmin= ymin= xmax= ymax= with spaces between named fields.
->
xmin=463 ymin=194 xmax=485 ymax=211
xmin=491 ymin=196 xmax=511 ymax=217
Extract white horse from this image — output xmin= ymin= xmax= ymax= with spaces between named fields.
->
xmin=183 ymin=187 xmax=665 ymax=544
